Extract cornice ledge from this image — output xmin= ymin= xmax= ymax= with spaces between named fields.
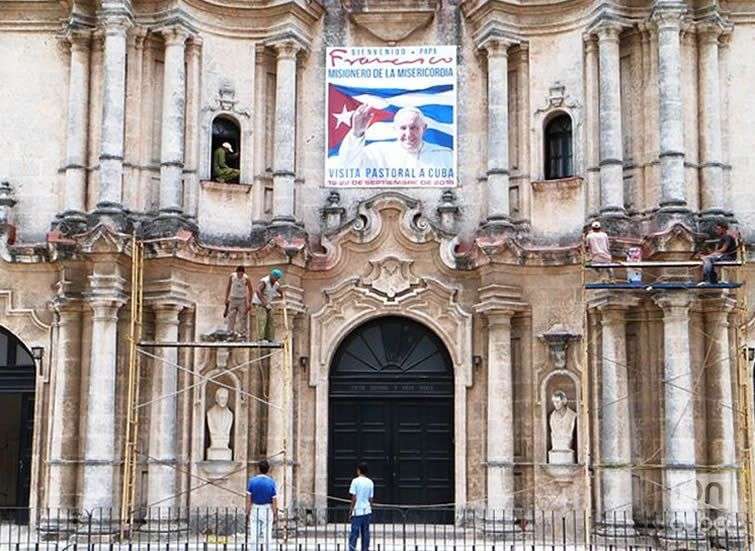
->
xmin=148 ymin=9 xmax=199 ymax=36
xmin=263 ymin=27 xmax=313 ymax=54
xmin=474 ymin=283 xmax=527 ymax=316
xmin=586 ymin=291 xmax=640 ymax=312
xmin=586 ymin=9 xmax=633 ymax=36
xmin=472 ymin=20 xmax=525 ymax=51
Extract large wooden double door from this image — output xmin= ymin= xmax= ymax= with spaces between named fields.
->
xmin=327 ymin=317 xmax=454 ymax=523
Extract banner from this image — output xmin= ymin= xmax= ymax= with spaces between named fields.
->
xmin=325 ymin=46 xmax=457 ymax=188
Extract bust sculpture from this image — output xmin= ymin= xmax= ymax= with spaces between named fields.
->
xmin=548 ymin=390 xmax=577 ymax=465
xmin=206 ymin=387 xmax=234 ymax=461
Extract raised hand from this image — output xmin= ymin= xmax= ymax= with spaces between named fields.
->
xmin=352 ymin=104 xmax=374 ymax=137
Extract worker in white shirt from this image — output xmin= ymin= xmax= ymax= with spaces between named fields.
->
xmin=224 ymin=266 xmax=254 ymax=337
xmin=584 ymin=221 xmax=614 ymax=282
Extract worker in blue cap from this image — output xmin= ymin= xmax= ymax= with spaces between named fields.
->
xmin=252 ymin=268 xmax=284 ymax=342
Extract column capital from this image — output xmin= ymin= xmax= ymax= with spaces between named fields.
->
xmin=160 ymin=25 xmax=191 ymax=46
xmin=99 ymin=14 xmax=133 ymax=36
xmin=126 ymin=26 xmax=148 ymax=49
xmin=267 ymin=34 xmax=308 ymax=59
xmin=479 ymin=36 xmax=517 ymax=57
xmin=649 ymin=4 xmax=686 ymax=31
xmin=582 ymin=33 xmax=598 ymax=52
xmin=52 ymin=298 xmax=84 ymax=317
xmin=589 ymin=294 xmax=640 ymax=323
xmin=696 ymin=16 xmax=732 ymax=43
xmin=698 ymin=294 xmax=737 ymax=316
xmin=654 ymin=292 xmax=691 ymax=313
xmin=152 ymin=303 xmax=186 ymax=326
xmin=63 ymin=28 xmax=93 ymax=52
xmin=186 ymin=36 xmax=203 ymax=56
xmin=590 ymin=19 xmax=625 ymax=42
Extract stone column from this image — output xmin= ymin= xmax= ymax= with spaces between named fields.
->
xmin=47 ymin=301 xmax=83 ymax=511
xmin=183 ymin=39 xmax=202 ymax=220
xmin=652 ymin=6 xmax=688 ymax=211
xmin=80 ymin=275 xmax=126 ymax=512
xmin=697 ymin=22 xmax=726 ymax=217
xmin=702 ymin=296 xmax=739 ymax=512
xmin=252 ymin=45 xmax=270 ymax=226
xmin=595 ymin=21 xmax=625 ymax=216
xmin=123 ymin=28 xmax=147 ymax=212
xmin=270 ymin=41 xmax=301 ymax=226
xmin=146 ymin=304 xmax=183 ymax=513
xmin=484 ymin=310 xmax=516 ymax=511
xmin=267 ymin=309 xmax=295 ymax=508
xmin=96 ymin=16 xmax=131 ymax=214
xmin=654 ymin=293 xmax=697 ymax=514
xmin=583 ymin=35 xmax=601 ymax=215
xmin=516 ymin=45 xmax=531 ymax=221
xmin=596 ymin=298 xmax=637 ymax=528
xmin=158 ymin=27 xmax=189 ymax=217
xmin=482 ymin=38 xmax=514 ymax=224
xmin=62 ymin=30 xmax=92 ymax=222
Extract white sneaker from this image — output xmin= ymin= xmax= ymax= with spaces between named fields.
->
xmin=696 ymin=281 xmax=709 ymax=287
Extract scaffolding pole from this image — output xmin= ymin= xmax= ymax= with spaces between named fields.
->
xmin=734 ymin=240 xmax=754 ymax=533
xmin=579 ymin=244 xmax=593 ymax=544
xmin=119 ymin=233 xmax=291 ymax=535
xmin=121 ymin=232 xmax=144 ymax=534
xmin=584 ymin=243 xmax=754 ymax=525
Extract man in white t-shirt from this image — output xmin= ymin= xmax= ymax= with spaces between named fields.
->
xmin=224 ymin=266 xmax=253 ymax=336
xmin=584 ymin=221 xmax=614 ymax=281
xmin=348 ymin=462 xmax=374 ymax=551
xmin=252 ymin=269 xmax=283 ymax=342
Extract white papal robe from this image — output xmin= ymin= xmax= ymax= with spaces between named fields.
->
xmin=335 ymin=131 xmax=453 ymax=171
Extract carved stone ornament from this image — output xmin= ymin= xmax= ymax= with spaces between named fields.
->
xmin=361 ymin=256 xmax=420 ymax=299
xmin=535 ymin=82 xmax=582 ymax=115
xmin=538 ymin=323 xmax=581 ymax=369
xmin=202 ymin=80 xmax=251 ymax=118
xmin=342 ymin=0 xmax=439 ymax=43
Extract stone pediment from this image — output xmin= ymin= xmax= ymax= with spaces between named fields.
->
xmin=343 ymin=0 xmax=439 ymax=43
xmin=310 ymin=192 xmax=458 ymax=272
xmin=310 ymin=271 xmax=473 ymax=385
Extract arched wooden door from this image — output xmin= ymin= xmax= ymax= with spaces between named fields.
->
xmin=328 ymin=316 xmax=454 ymax=522
xmin=0 ymin=326 xmax=36 ymax=524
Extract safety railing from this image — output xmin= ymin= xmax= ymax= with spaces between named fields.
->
xmin=0 ymin=507 xmax=751 ymax=549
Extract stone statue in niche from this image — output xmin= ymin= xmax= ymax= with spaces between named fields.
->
xmin=206 ymin=387 xmax=234 ymax=461
xmin=548 ymin=390 xmax=577 ymax=464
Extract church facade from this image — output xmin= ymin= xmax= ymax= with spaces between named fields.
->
xmin=1 ymin=0 xmax=754 ymax=527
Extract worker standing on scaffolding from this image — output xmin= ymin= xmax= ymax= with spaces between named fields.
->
xmin=699 ymin=221 xmax=738 ymax=285
xmin=253 ymin=268 xmax=283 ymax=343
xmin=224 ymin=266 xmax=254 ymax=337
xmin=584 ymin=221 xmax=614 ymax=282
xmin=247 ymin=459 xmax=278 ymax=549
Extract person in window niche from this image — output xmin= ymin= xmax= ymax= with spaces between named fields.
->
xmin=336 ymin=105 xmax=452 ymax=171
xmin=213 ymin=142 xmax=240 ymax=183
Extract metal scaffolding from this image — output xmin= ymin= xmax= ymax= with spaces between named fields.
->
xmin=119 ymin=233 xmax=292 ymax=535
xmin=582 ymin=240 xmax=754 ymax=530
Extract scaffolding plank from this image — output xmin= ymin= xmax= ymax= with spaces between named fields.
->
xmin=585 ymin=260 xmax=742 ymax=268
xmin=585 ymin=282 xmax=743 ymax=290
xmin=138 ymin=341 xmax=284 ymax=349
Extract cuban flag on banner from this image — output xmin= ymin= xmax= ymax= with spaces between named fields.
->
xmin=327 ymin=83 xmax=454 ymax=157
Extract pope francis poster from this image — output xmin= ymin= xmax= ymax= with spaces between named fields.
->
xmin=326 ymin=46 xmax=457 ymax=188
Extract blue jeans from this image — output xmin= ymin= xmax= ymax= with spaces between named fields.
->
xmin=703 ymin=254 xmax=724 ymax=283
xmin=349 ymin=513 xmax=371 ymax=551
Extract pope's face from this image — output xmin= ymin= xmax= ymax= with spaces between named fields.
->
xmin=394 ymin=111 xmax=426 ymax=154
xmin=552 ymin=394 xmax=565 ymax=411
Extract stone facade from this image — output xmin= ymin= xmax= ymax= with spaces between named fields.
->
xmin=0 ymin=0 xmax=754 ymax=523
